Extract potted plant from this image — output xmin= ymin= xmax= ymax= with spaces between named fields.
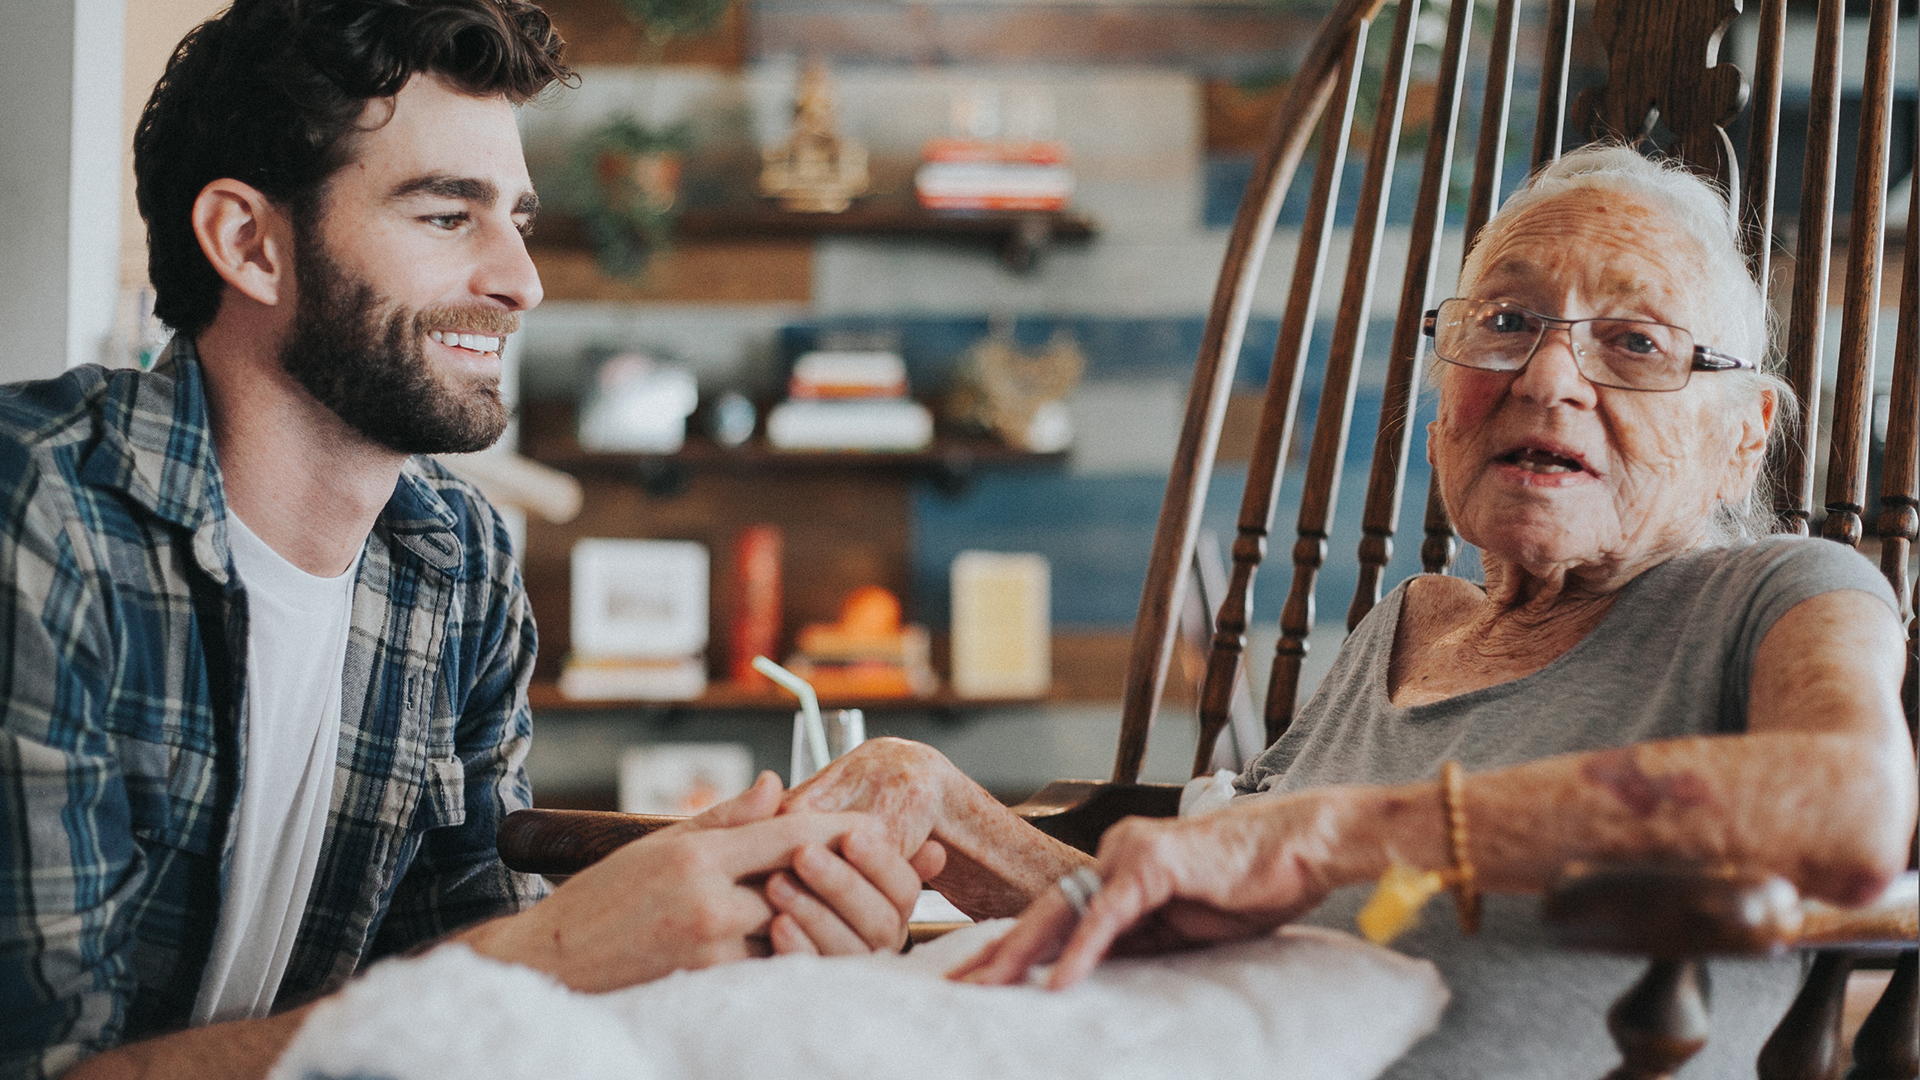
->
xmin=566 ymin=114 xmax=693 ymax=277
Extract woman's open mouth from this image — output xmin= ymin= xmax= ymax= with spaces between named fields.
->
xmin=1498 ymin=447 xmax=1588 ymax=474
xmin=1490 ymin=442 xmax=1597 ymax=486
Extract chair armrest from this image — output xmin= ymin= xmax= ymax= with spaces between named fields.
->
xmin=498 ymin=781 xmax=1187 ymax=874
xmin=1009 ymin=780 xmax=1185 ymax=854
xmin=1543 ymin=866 xmax=1919 ymax=958
xmin=498 ymin=808 xmax=684 ymax=876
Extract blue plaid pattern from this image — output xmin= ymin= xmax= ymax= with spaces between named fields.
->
xmin=0 ymin=340 xmax=547 ymax=1078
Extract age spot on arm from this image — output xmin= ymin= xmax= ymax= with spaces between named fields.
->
xmin=1580 ymin=748 xmax=1713 ymax=818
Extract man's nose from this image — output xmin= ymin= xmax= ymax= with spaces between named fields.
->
xmin=476 ymin=222 xmax=543 ymax=312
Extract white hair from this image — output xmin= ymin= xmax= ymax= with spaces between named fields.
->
xmin=1455 ymin=144 xmax=1798 ymax=541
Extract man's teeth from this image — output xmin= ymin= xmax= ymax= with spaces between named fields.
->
xmin=428 ymin=330 xmax=503 ymax=353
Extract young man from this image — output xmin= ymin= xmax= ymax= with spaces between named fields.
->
xmin=0 ymin=3 xmax=940 ymax=1077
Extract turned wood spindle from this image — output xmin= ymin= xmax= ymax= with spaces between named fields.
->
xmin=1107 ymin=0 xmax=1387 ymax=784
xmin=1264 ymin=0 xmax=1423 ymax=745
xmin=1847 ymin=950 xmax=1919 ymax=1080
xmin=1347 ymin=0 xmax=1474 ymax=631
xmin=1771 ymin=0 xmax=1847 ymax=534
xmin=1757 ymin=951 xmax=1855 ymax=1080
xmin=1192 ymin=31 xmax=1367 ymax=777
xmin=1604 ymin=959 xmax=1713 ymax=1080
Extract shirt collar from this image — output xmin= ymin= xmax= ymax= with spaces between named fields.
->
xmin=78 ymin=336 xmax=228 ymax=533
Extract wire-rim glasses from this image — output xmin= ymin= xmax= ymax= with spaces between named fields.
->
xmin=1421 ymin=298 xmax=1755 ymax=392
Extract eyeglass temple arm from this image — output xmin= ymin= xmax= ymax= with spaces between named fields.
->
xmin=1693 ymin=346 xmax=1753 ymax=371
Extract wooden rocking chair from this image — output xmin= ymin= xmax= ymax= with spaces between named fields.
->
xmin=500 ymin=0 xmax=1918 ymax=1071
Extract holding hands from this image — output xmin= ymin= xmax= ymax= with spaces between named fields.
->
xmin=781 ymin=738 xmax=1096 ymax=919
xmin=464 ymin=771 xmax=945 ymax=990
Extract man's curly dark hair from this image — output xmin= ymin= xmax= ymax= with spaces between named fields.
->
xmin=133 ymin=0 xmax=574 ymax=336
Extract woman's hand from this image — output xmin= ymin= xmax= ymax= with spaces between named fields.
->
xmin=953 ymin=789 xmax=1374 ymax=989
xmin=781 ymin=737 xmax=960 ymax=855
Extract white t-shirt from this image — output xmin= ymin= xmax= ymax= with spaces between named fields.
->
xmin=190 ymin=514 xmax=359 ymax=1025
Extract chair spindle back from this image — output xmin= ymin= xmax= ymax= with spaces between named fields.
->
xmin=1114 ymin=0 xmax=1919 ymax=785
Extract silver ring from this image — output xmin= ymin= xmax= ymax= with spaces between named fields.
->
xmin=1057 ymin=866 xmax=1102 ymax=918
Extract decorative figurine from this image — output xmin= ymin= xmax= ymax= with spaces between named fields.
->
xmin=947 ymin=325 xmax=1084 ymax=452
xmin=760 ymin=59 xmax=869 ymax=213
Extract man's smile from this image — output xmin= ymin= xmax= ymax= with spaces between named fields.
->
xmin=426 ymin=329 xmax=504 ymax=355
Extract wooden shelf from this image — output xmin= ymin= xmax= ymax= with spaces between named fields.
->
xmin=519 ymin=400 xmax=1066 ymax=495
xmin=525 ymin=633 xmax=1163 ymax=715
xmin=528 ymin=679 xmax=1042 ymax=714
xmin=536 ymin=432 xmax=1066 ymax=472
xmin=677 ymin=206 xmax=1096 ymax=271
xmin=529 ymin=204 xmax=1097 ymax=274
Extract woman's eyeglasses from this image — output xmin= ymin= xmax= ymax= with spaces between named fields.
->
xmin=1422 ymin=298 xmax=1754 ymax=392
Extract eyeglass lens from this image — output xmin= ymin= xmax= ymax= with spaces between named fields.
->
xmin=1432 ymin=299 xmax=1695 ymax=391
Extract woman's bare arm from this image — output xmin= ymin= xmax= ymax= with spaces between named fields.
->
xmin=1467 ymin=588 xmax=1912 ymax=902
xmin=960 ymin=589 xmax=1916 ymax=987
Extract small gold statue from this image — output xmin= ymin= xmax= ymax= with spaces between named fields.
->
xmin=760 ymin=59 xmax=869 ymax=213
xmin=948 ymin=326 xmax=1084 ymax=452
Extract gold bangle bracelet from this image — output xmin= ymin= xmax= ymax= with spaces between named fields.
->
xmin=1441 ymin=760 xmax=1480 ymax=935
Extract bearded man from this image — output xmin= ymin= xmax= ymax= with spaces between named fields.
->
xmin=0 ymin=3 xmax=941 ymax=1078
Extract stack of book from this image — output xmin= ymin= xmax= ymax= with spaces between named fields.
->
xmin=785 ymin=586 xmax=936 ymax=699
xmin=914 ymin=138 xmax=1074 ymax=212
xmin=766 ymin=350 xmax=934 ymax=451
xmin=559 ymin=654 xmax=707 ymax=701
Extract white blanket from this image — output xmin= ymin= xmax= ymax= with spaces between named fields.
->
xmin=270 ymin=921 xmax=1446 ymax=1080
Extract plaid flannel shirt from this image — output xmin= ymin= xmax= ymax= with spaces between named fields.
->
xmin=0 ymin=340 xmax=548 ymax=1078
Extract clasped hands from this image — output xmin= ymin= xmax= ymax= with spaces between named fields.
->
xmin=462 ymin=768 xmax=946 ymax=991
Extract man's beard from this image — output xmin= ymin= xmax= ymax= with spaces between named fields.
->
xmin=277 ymin=237 xmax=514 ymax=456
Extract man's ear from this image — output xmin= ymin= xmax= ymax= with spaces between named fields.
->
xmin=191 ymin=179 xmax=295 ymax=308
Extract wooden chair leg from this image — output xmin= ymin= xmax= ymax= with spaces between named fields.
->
xmin=1847 ymin=951 xmax=1918 ymax=1080
xmin=1758 ymin=950 xmax=1855 ymax=1080
xmin=1603 ymin=959 xmax=1713 ymax=1080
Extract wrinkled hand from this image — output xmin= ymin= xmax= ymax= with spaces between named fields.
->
xmin=467 ymin=772 xmax=940 ymax=989
xmin=950 ymin=793 xmax=1347 ymax=989
xmin=781 ymin=737 xmax=961 ymax=859
xmin=785 ymin=737 xmax=1095 ymax=920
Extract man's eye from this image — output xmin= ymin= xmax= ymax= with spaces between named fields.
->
xmin=1488 ymin=312 xmax=1531 ymax=334
xmin=423 ymin=213 xmax=468 ymax=230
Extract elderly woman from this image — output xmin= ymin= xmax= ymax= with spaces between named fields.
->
xmin=783 ymin=145 xmax=1916 ymax=1077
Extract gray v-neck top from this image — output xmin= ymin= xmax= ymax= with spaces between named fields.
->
xmin=1235 ymin=536 xmax=1899 ymax=1079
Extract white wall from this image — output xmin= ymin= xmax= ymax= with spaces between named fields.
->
xmin=0 ymin=0 xmax=124 ymax=381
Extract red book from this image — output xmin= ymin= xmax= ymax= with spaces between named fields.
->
xmin=728 ymin=525 xmax=783 ymax=684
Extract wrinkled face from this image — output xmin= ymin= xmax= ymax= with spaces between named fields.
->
xmin=279 ymin=75 xmax=541 ymax=455
xmin=1427 ymin=188 xmax=1766 ymax=577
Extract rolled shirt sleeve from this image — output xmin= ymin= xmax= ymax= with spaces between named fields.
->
xmin=1 ymin=490 xmax=138 ymax=1079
